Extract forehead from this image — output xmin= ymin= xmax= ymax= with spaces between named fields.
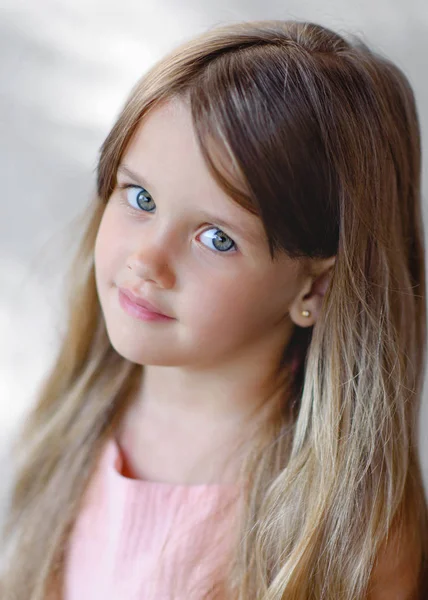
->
xmin=123 ymin=99 xmax=210 ymax=194
xmin=120 ymin=99 xmax=265 ymax=236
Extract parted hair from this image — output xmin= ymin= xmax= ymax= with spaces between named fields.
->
xmin=1 ymin=19 xmax=427 ymax=599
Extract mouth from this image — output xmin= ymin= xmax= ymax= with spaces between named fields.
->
xmin=118 ymin=287 xmax=174 ymax=321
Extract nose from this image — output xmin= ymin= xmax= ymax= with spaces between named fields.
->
xmin=126 ymin=232 xmax=176 ymax=290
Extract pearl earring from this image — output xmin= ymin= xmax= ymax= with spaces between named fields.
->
xmin=301 ymin=310 xmax=311 ymax=318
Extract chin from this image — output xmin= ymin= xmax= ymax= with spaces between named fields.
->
xmin=106 ymin=336 xmax=188 ymax=367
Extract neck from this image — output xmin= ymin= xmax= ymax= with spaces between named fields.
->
xmin=116 ymin=346 xmax=293 ymax=485
xmin=138 ymin=351 xmax=288 ymax=427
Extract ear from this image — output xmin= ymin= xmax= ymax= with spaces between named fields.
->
xmin=289 ymin=256 xmax=336 ymax=328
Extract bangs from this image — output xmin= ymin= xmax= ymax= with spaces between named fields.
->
xmin=187 ymin=44 xmax=339 ymax=259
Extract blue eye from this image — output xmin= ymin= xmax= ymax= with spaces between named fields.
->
xmin=199 ymin=228 xmax=236 ymax=253
xmin=125 ymin=185 xmax=155 ymax=212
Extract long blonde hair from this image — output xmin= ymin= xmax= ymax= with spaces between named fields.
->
xmin=1 ymin=19 xmax=427 ymax=599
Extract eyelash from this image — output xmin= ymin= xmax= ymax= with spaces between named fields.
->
xmin=117 ymin=183 xmax=238 ymax=255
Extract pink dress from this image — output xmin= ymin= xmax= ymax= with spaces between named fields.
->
xmin=63 ymin=436 xmax=242 ymax=599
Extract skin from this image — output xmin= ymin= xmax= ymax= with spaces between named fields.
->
xmin=94 ymin=97 xmax=335 ymax=485
xmin=92 ymin=97 xmax=422 ymax=597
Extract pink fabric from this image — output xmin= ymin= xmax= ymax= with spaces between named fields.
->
xmin=63 ymin=437 xmax=241 ymax=600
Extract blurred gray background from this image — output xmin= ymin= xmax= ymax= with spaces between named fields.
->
xmin=1 ymin=0 xmax=427 ymax=509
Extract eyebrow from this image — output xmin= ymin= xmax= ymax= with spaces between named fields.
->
xmin=117 ymin=164 xmax=154 ymax=191
xmin=116 ymin=163 xmax=263 ymax=244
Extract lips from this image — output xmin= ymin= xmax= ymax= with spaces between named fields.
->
xmin=118 ymin=287 xmax=172 ymax=318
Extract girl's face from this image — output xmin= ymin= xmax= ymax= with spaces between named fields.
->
xmin=94 ymin=98 xmax=306 ymax=370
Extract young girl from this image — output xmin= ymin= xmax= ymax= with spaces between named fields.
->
xmin=1 ymin=19 xmax=427 ymax=600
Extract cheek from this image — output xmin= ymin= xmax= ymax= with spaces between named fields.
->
xmin=183 ymin=267 xmax=287 ymax=333
xmin=94 ymin=208 xmax=128 ymax=280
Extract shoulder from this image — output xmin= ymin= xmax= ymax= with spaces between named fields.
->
xmin=367 ymin=517 xmax=424 ymax=600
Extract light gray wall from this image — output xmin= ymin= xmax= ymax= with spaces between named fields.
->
xmin=1 ymin=0 xmax=427 ymax=508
